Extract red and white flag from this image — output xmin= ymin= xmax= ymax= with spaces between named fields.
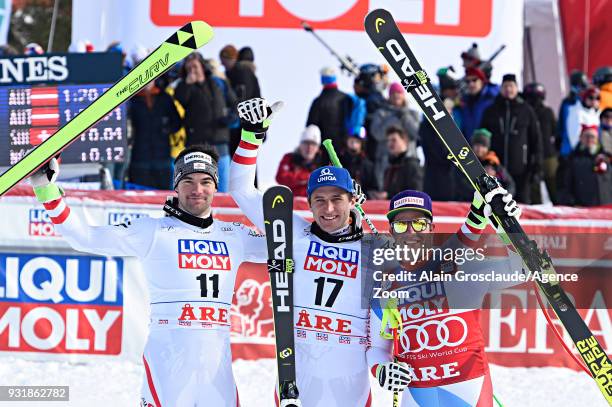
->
xmin=30 ymin=128 xmax=57 ymax=145
xmin=31 ymin=107 xmax=59 ymax=126
xmin=31 ymin=87 xmax=59 ymax=107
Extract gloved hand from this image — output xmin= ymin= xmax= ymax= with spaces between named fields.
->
xmin=352 ymin=180 xmax=366 ymax=206
xmin=482 ymin=185 xmax=521 ymax=221
xmin=375 ymin=361 xmax=412 ymax=392
xmin=474 ymin=176 xmax=521 ymax=246
xmin=279 ymin=399 xmax=301 ymax=407
xmin=30 ymin=157 xmax=59 ymax=188
xmin=30 ymin=158 xmax=63 ymax=203
xmin=237 ymin=97 xmax=283 ymax=142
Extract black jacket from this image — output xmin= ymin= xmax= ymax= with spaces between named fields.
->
xmin=480 ymin=95 xmax=543 ymax=177
xmin=226 ymin=61 xmax=261 ymax=100
xmin=174 ymin=78 xmax=229 ymax=146
xmin=338 ymin=151 xmax=381 ymax=198
xmin=129 ymin=90 xmax=181 ymax=162
xmin=558 ymin=146 xmax=612 ymax=206
xmin=307 ymin=86 xmax=352 ymax=151
xmin=384 ymin=152 xmax=424 ymax=198
xmin=530 ymin=100 xmax=557 ymax=159
xmin=419 ymin=119 xmax=457 ymax=201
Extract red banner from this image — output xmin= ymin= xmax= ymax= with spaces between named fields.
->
xmin=559 ymin=0 xmax=612 ymax=77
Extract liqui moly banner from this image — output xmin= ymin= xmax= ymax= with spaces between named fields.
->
xmin=0 ymin=253 xmax=123 ymax=355
xmin=71 ymin=0 xmax=524 ymax=187
xmin=1 ymin=187 xmax=611 ymax=370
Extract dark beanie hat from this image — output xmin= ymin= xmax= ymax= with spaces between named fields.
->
xmin=238 ymin=46 xmax=254 ymax=62
xmin=465 ymin=67 xmax=486 ymax=83
xmin=502 ymin=74 xmax=517 ymax=84
xmin=472 ymin=128 xmax=492 ymax=148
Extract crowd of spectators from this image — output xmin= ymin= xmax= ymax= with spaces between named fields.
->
xmin=283 ymin=44 xmax=611 ymax=207
xmin=10 ymin=39 xmax=610 ymax=207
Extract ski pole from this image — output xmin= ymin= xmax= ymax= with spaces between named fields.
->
xmin=392 ymin=327 xmax=400 ymax=407
xmin=322 ymin=139 xmax=379 ymax=236
xmin=380 ymin=298 xmax=403 ymax=407
xmin=301 ymin=22 xmax=360 ymax=76
xmin=493 ymin=394 xmax=504 ymax=407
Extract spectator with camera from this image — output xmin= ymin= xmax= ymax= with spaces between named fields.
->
xmin=174 ymin=52 xmax=235 ymax=191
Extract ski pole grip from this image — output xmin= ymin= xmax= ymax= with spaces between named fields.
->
xmin=322 ymin=139 xmax=342 ymax=168
xmin=322 ymin=138 xmax=380 ymax=236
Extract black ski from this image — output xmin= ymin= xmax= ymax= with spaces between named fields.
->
xmin=263 ymin=186 xmax=300 ymax=406
xmin=365 ymin=8 xmax=612 ymax=404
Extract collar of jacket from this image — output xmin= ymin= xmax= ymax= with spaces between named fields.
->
xmin=163 ymin=197 xmax=214 ymax=229
xmin=310 ymin=211 xmax=364 ymax=243
xmin=498 ymin=94 xmax=525 ymax=106
xmin=388 ymin=150 xmax=412 ymax=164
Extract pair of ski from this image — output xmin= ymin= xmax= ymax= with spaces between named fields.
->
xmin=364 ymin=9 xmax=612 ymax=405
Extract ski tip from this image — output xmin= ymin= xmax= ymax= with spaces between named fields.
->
xmin=189 ymin=21 xmax=215 ymax=47
xmin=364 ymin=9 xmax=393 ymax=35
xmin=166 ymin=21 xmax=214 ymax=49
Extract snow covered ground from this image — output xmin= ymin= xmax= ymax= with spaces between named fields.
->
xmin=0 ymin=357 xmax=606 ymax=406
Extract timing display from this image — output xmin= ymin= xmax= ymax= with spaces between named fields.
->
xmin=0 ymin=84 xmax=128 ymax=166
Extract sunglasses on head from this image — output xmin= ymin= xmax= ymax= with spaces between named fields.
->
xmin=391 ymin=218 xmax=432 ymax=234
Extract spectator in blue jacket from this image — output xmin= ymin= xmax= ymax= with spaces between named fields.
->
xmin=557 ymin=70 xmax=589 ymax=158
xmin=453 ymin=67 xmax=497 ymax=141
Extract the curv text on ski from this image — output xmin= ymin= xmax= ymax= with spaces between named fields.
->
xmin=0 ymin=21 xmax=214 ymax=197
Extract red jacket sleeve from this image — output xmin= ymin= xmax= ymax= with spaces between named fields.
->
xmin=276 ymin=153 xmax=310 ymax=192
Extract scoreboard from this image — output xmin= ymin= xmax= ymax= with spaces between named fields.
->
xmin=0 ymin=84 xmax=127 ymax=166
xmin=0 ymin=52 xmax=127 ymax=167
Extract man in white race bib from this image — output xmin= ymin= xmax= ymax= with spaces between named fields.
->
xmin=30 ymin=145 xmax=267 ymax=407
xmin=230 ymin=97 xmax=412 ymax=406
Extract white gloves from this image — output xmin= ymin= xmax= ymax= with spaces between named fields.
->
xmin=482 ymin=185 xmax=521 ymax=221
xmin=279 ymin=398 xmax=301 ymax=407
xmin=30 ymin=157 xmax=59 ymax=188
xmin=375 ymin=361 xmax=412 ymax=392
xmin=353 ymin=180 xmax=366 ymax=206
xmin=237 ymin=97 xmax=283 ymax=137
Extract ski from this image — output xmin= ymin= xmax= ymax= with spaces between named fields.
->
xmin=263 ymin=186 xmax=300 ymax=406
xmin=365 ymin=8 xmax=612 ymax=405
xmin=0 ymin=21 xmax=214 ymax=197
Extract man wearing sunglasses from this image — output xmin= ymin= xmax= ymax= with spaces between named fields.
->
xmin=453 ymin=67 xmax=497 ymax=142
xmin=378 ymin=188 xmax=524 ymax=407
